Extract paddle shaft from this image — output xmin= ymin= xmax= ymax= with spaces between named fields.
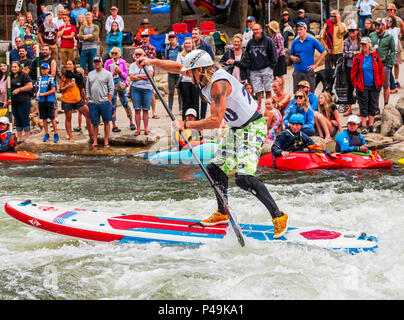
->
xmin=367 ymin=140 xmax=403 ymax=151
xmin=142 ymin=66 xmax=245 ymax=247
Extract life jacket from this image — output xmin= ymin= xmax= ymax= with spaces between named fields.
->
xmin=348 ymin=130 xmax=363 ymax=147
xmin=0 ymin=131 xmax=16 ymax=152
xmin=174 ymin=129 xmax=203 ymax=149
xmin=285 ymin=129 xmax=305 ymax=152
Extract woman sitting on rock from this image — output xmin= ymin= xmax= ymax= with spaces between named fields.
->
xmin=314 ymin=92 xmax=343 ymax=143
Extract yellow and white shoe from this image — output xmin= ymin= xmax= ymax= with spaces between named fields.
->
xmin=273 ymin=212 xmax=288 ymax=239
xmin=200 ymin=211 xmax=229 ymax=226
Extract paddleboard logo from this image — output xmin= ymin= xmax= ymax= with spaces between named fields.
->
xmin=29 ymin=219 xmax=41 ymax=227
xmin=39 ymin=206 xmax=58 ymax=212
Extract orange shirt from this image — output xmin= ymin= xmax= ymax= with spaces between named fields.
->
xmin=135 ymin=27 xmax=157 ymax=42
xmin=61 ymin=77 xmax=82 ymax=104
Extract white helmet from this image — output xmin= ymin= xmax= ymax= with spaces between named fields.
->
xmin=181 ymin=49 xmax=213 ymax=72
xmin=347 ymin=115 xmax=361 ymax=125
xmin=0 ymin=117 xmax=10 ymax=125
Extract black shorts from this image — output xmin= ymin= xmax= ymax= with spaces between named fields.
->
xmin=39 ymin=101 xmax=55 ymax=120
xmin=62 ymin=101 xmax=85 ymax=111
xmin=357 ymin=86 xmax=380 ymax=117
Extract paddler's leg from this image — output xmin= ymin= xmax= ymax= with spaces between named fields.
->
xmin=234 ymin=118 xmax=288 ymax=239
xmin=199 ymin=127 xmax=236 ymax=227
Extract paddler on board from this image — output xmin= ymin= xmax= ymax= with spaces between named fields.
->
xmin=0 ymin=117 xmax=16 ymax=153
xmin=139 ymin=49 xmax=289 ymax=238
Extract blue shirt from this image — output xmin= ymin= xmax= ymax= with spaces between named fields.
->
xmin=283 ymin=104 xmax=315 ymax=131
xmin=71 ymin=8 xmax=88 ymax=23
xmin=356 ymin=0 xmax=378 ymax=16
xmin=106 ymin=32 xmax=123 ymax=55
xmin=362 ymin=54 xmax=374 ymax=86
xmin=37 ymin=75 xmax=56 ymax=102
xmin=290 ymin=35 xmax=325 ymax=72
xmin=336 ymin=129 xmax=366 ymax=153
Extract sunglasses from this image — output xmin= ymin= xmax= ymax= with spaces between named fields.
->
xmin=111 ymin=52 xmax=118 ymax=55
xmin=135 ymin=53 xmax=142 ymax=57
xmin=374 ymin=23 xmax=382 ymax=27
xmin=141 ymin=35 xmax=149 ymax=38
xmin=387 ymin=8 xmax=394 ymax=11
xmin=295 ymin=95 xmax=304 ymax=99
xmin=331 ymin=15 xmax=337 ymax=18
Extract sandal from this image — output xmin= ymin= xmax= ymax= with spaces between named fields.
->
xmin=104 ymin=144 xmax=110 ymax=149
xmin=152 ymin=115 xmax=160 ymax=119
xmin=144 ymin=130 xmax=150 ymax=135
xmin=134 ymin=131 xmax=141 ymax=136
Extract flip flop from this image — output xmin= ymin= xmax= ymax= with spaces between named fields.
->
xmin=144 ymin=130 xmax=150 ymax=135
xmin=104 ymin=144 xmax=110 ymax=149
xmin=134 ymin=131 xmax=141 ymax=136
xmin=152 ymin=115 xmax=160 ymax=119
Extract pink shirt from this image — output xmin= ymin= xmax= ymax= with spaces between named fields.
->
xmin=0 ymin=77 xmax=7 ymax=105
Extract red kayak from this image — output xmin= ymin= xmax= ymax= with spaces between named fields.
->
xmin=334 ymin=151 xmax=392 ymax=169
xmin=0 ymin=151 xmax=40 ymax=161
xmin=258 ymin=152 xmax=340 ymax=170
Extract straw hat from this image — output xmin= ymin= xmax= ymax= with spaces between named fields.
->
xmin=268 ymin=21 xmax=280 ymax=34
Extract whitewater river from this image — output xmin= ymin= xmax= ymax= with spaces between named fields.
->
xmin=1 ymin=153 xmax=403 ymax=300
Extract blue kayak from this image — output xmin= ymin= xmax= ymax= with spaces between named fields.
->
xmin=147 ymin=142 xmax=217 ymax=165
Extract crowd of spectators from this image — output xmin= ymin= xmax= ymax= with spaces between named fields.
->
xmin=1 ymin=1 xmax=401 ymax=149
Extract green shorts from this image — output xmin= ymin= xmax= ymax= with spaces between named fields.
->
xmin=210 ymin=117 xmax=267 ymax=176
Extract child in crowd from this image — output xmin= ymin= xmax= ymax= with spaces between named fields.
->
xmin=263 ymin=98 xmax=283 ymax=143
xmin=36 ymin=63 xmax=59 ymax=143
xmin=0 ymin=117 xmax=16 ymax=152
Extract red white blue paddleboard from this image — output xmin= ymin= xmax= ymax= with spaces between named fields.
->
xmin=4 ymin=200 xmax=378 ymax=254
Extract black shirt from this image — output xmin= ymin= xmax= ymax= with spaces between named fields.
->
xmin=11 ymin=72 xmax=32 ymax=105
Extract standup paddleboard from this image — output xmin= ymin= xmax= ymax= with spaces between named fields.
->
xmin=4 ymin=200 xmax=378 ymax=254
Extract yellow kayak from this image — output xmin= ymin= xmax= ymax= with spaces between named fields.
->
xmin=398 ymin=158 xmax=404 ymax=165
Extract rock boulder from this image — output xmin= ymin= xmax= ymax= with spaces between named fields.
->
xmin=380 ymin=103 xmax=404 ymax=136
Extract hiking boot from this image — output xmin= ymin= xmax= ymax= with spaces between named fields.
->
xmin=200 ymin=211 xmax=229 ymax=226
xmin=273 ymin=212 xmax=288 ymax=239
xmin=54 ymin=134 xmax=59 ymax=143
xmin=43 ymin=133 xmax=50 ymax=142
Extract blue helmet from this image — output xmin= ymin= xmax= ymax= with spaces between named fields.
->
xmin=289 ymin=113 xmax=304 ymax=125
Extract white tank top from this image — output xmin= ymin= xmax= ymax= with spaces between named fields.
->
xmin=201 ymin=68 xmax=258 ymax=127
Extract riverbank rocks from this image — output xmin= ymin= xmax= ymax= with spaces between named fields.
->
xmin=380 ymin=103 xmax=404 ymax=136
xmin=393 ymin=125 xmax=404 ymax=141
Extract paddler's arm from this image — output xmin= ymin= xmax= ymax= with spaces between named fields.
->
xmin=138 ymin=57 xmax=188 ymax=77
xmin=174 ymin=80 xmax=231 ymax=131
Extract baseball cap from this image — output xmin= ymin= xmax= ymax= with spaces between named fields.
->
xmin=110 ymin=6 xmax=118 ymax=10
xmin=347 ymin=115 xmax=361 ymax=125
xmin=282 ymin=10 xmax=289 ymax=15
xmin=375 ymin=18 xmax=386 ymax=26
xmin=297 ymin=9 xmax=305 ymax=14
xmin=185 ymin=108 xmax=197 ymax=118
xmin=141 ymin=30 xmax=149 ymax=36
xmin=41 ymin=62 xmax=50 ymax=69
xmin=247 ymin=16 xmax=256 ymax=22
xmin=360 ymin=37 xmax=371 ymax=44
xmin=93 ymin=56 xmax=103 ymax=62
xmin=168 ymin=31 xmax=177 ymax=37
xmin=297 ymin=80 xmax=310 ymax=88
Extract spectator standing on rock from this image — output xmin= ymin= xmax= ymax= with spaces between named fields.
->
xmin=290 ymin=21 xmax=327 ymax=93
xmin=57 ymin=13 xmax=77 ymax=69
xmin=136 ymin=30 xmax=159 ymax=119
xmin=192 ymin=27 xmax=215 ymax=119
xmin=351 ymin=37 xmax=384 ymax=134
xmin=244 ymin=23 xmax=278 ymax=111
xmin=85 ymin=56 xmax=114 ymax=148
xmin=105 ymin=21 xmax=123 ymax=61
xmin=38 ymin=13 xmax=59 ymax=62
xmin=10 ymin=61 xmax=33 ymax=144
xmin=79 ymin=12 xmax=100 ymax=73
xmin=342 ymin=22 xmax=361 ymax=116
xmin=164 ymin=31 xmax=183 ymax=112
xmin=71 ymin=0 xmax=88 ymax=24
xmin=135 ymin=18 xmax=157 ymax=45
xmin=369 ymin=18 xmax=395 ymax=106
xmin=267 ymin=21 xmax=286 ymax=91
xmin=386 ymin=16 xmax=400 ymax=94
xmin=176 ymin=37 xmax=199 ymax=120
xmin=219 ymin=33 xmax=249 ymax=83
xmin=105 ymin=6 xmax=124 ymax=34
xmin=104 ymin=46 xmax=135 ymax=132
xmin=356 ymin=0 xmax=379 ymax=34
xmin=386 ymin=3 xmax=404 ymax=89
xmin=242 ymin=16 xmax=256 ymax=49
xmin=279 ymin=10 xmax=294 ymax=49
xmin=129 ymin=49 xmax=154 ymax=136
xmin=60 ymin=59 xmax=92 ymax=142
xmin=320 ymin=10 xmax=347 ymax=93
